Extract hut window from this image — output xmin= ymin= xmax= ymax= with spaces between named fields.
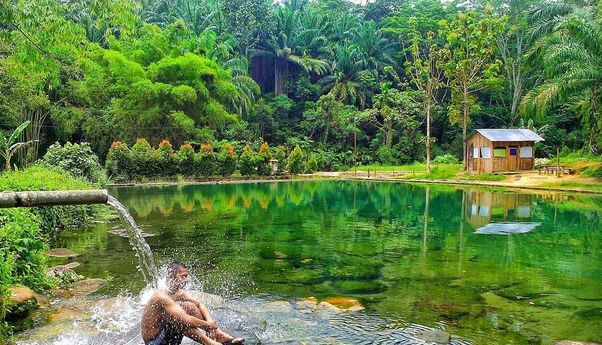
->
xmin=520 ymin=146 xmax=533 ymax=158
xmin=509 ymin=148 xmax=517 ymax=156
xmin=473 ymin=147 xmax=479 ymax=158
xmin=481 ymin=147 xmax=491 ymax=158
xmin=493 ymin=148 xmax=506 ymax=158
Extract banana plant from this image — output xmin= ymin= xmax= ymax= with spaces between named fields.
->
xmin=0 ymin=121 xmax=36 ymax=172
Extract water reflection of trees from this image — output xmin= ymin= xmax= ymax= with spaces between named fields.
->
xmin=101 ymin=182 xmax=602 ymax=341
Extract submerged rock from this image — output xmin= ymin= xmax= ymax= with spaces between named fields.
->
xmin=322 ymin=297 xmax=364 ymax=311
xmin=53 ymin=278 xmax=107 ymax=298
xmin=46 ymin=248 xmax=79 ymax=258
xmin=413 ymin=329 xmax=451 ymax=344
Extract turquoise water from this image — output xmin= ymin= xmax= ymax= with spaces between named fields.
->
xmin=52 ymin=181 xmax=602 ymax=344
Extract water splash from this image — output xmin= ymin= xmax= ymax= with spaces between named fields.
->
xmin=107 ymin=196 xmax=158 ymax=284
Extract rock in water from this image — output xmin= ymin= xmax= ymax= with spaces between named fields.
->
xmin=46 ymin=248 xmax=79 ymax=258
xmin=414 ymin=329 xmax=451 ymax=344
xmin=6 ymin=285 xmax=38 ymax=318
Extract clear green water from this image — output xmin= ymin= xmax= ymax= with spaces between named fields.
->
xmin=52 ymin=181 xmax=602 ymax=344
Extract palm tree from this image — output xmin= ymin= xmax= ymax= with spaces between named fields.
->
xmin=521 ymin=4 xmax=601 ymax=153
xmin=252 ymin=3 xmax=328 ymax=95
xmin=320 ymin=43 xmax=368 ymax=108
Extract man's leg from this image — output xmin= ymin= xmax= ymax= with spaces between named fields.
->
xmin=179 ymin=301 xmax=235 ymax=343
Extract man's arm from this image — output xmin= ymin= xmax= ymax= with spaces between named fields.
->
xmin=181 ymin=292 xmax=214 ymax=322
xmin=159 ymin=294 xmax=216 ymax=330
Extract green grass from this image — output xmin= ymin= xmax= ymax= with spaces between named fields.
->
xmin=398 ymin=164 xmax=463 ymax=180
xmin=460 ymin=173 xmax=507 ymax=182
xmin=541 ymin=181 xmax=602 ymax=192
xmin=351 ymin=163 xmax=428 ymax=172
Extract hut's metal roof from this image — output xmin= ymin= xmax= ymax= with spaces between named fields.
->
xmin=471 ymin=129 xmax=544 ymax=142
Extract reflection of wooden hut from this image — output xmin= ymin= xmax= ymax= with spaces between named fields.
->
xmin=466 ymin=129 xmax=544 ymax=173
xmin=464 ymin=190 xmax=534 ymax=229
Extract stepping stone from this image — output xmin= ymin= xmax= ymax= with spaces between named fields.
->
xmin=64 ymin=262 xmax=80 ymax=269
xmin=46 ymin=248 xmax=79 ymax=258
xmin=70 ymin=278 xmax=106 ymax=297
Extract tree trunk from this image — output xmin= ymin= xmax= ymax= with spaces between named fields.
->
xmin=426 ymin=102 xmax=431 ymax=173
xmin=462 ymin=89 xmax=470 ymax=170
xmin=274 ymin=59 xmax=285 ymax=95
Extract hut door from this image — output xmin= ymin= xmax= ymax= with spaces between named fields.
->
xmin=508 ymin=146 xmax=519 ymax=171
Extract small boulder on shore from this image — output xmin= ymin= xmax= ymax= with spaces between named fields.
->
xmin=45 ymin=248 xmax=79 ymax=258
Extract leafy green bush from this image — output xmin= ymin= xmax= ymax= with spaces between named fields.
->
xmin=256 ymin=142 xmax=271 ymax=176
xmin=129 ymin=138 xmax=156 ymax=180
xmin=156 ymin=140 xmax=175 ymax=178
xmin=41 ymin=142 xmax=107 ymax=186
xmin=432 ymin=154 xmax=460 ymax=164
xmin=582 ymin=165 xmax=602 ymax=178
xmin=287 ymin=146 xmax=305 ymax=174
xmin=239 ymin=145 xmax=256 ymax=176
xmin=175 ymin=144 xmax=195 ymax=176
xmin=305 ymin=154 xmax=318 ymax=173
xmin=0 ymin=208 xmax=50 ymax=341
xmin=196 ymin=143 xmax=217 ymax=177
xmin=0 ymin=166 xmax=94 ymax=233
xmin=272 ymin=146 xmax=287 ymax=175
xmin=217 ymin=143 xmax=237 ymax=176
xmin=105 ymin=141 xmax=132 ymax=182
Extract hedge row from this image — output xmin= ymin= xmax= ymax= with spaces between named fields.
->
xmin=105 ymin=139 xmax=310 ymax=182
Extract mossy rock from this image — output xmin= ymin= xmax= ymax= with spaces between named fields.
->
xmin=332 ymin=280 xmax=387 ymax=294
xmin=327 ymin=265 xmax=380 ymax=280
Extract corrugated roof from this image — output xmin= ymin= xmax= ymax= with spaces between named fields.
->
xmin=472 ymin=129 xmax=544 ymax=142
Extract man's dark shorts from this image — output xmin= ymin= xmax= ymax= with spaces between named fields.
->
xmin=146 ymin=324 xmax=184 ymax=345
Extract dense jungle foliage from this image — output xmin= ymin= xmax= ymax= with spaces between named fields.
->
xmin=0 ymin=0 xmax=600 ymax=172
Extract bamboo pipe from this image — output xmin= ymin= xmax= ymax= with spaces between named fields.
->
xmin=0 ymin=190 xmax=109 ymax=208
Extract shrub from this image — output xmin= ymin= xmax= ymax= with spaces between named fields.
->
xmin=156 ymin=140 xmax=175 ymax=178
xmin=217 ymin=144 xmax=237 ymax=176
xmin=105 ymin=141 xmax=132 ymax=182
xmin=377 ymin=146 xmax=397 ymax=165
xmin=432 ymin=153 xmax=459 ymax=165
xmin=129 ymin=138 xmax=156 ymax=180
xmin=175 ymin=144 xmax=195 ymax=176
xmin=305 ymin=154 xmax=318 ymax=173
xmin=287 ymin=146 xmax=305 ymax=174
xmin=0 ymin=166 xmax=94 ymax=233
xmin=0 ymin=209 xmax=51 ymax=340
xmin=41 ymin=142 xmax=107 ymax=186
xmin=272 ymin=146 xmax=287 ymax=175
xmin=256 ymin=142 xmax=271 ymax=176
xmin=196 ymin=143 xmax=217 ymax=177
xmin=239 ymin=145 xmax=255 ymax=176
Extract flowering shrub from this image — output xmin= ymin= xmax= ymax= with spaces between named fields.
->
xmin=175 ymin=143 xmax=195 ymax=176
xmin=239 ymin=145 xmax=255 ymax=176
xmin=217 ymin=143 xmax=237 ymax=176
xmin=196 ymin=143 xmax=216 ymax=177
xmin=256 ymin=142 xmax=271 ymax=175
xmin=105 ymin=141 xmax=132 ymax=182
xmin=287 ymin=146 xmax=304 ymax=174
xmin=156 ymin=140 xmax=175 ymax=177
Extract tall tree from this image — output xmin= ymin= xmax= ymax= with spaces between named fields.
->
xmin=440 ymin=9 xmax=504 ymax=168
xmin=521 ymin=3 xmax=602 ymax=153
xmin=405 ymin=20 xmax=446 ymax=173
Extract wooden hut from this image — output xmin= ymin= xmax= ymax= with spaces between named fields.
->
xmin=466 ymin=129 xmax=544 ymax=173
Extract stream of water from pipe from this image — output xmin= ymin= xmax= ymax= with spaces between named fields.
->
xmin=107 ymin=196 xmax=158 ymax=284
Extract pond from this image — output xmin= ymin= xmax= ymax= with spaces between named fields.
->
xmin=44 ymin=181 xmax=602 ymax=344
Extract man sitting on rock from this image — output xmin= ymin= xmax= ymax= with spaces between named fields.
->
xmin=141 ymin=261 xmax=244 ymax=345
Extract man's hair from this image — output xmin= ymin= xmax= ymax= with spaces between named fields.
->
xmin=167 ymin=261 xmax=189 ymax=277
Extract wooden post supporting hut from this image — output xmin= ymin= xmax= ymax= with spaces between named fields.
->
xmin=466 ymin=129 xmax=544 ymax=173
